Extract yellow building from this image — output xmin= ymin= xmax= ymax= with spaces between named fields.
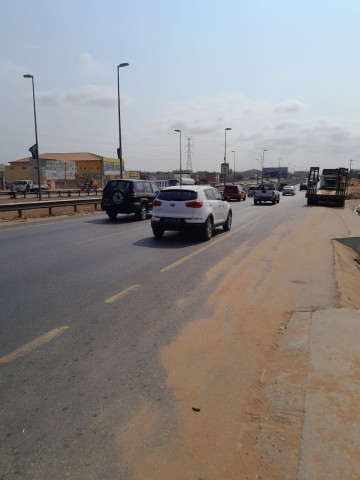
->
xmin=5 ymin=152 xmax=140 ymax=189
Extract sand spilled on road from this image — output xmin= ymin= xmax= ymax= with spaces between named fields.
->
xmin=118 ymin=207 xmax=358 ymax=479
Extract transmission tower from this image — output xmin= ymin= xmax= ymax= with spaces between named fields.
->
xmin=185 ymin=136 xmax=193 ymax=172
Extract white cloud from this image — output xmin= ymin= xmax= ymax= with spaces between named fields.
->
xmin=64 ymin=84 xmax=116 ymax=107
xmin=33 ymin=84 xmax=132 ymax=109
xmin=273 ymin=99 xmax=305 ymax=113
xmin=0 ymin=60 xmax=27 ymax=82
xmin=79 ymin=53 xmax=102 ymax=74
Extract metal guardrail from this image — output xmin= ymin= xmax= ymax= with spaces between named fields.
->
xmin=0 ymin=188 xmax=102 ymax=199
xmin=0 ymin=198 xmax=102 ymax=218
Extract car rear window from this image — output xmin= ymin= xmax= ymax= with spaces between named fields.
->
xmin=104 ymin=180 xmax=129 ymax=192
xmin=224 ymin=186 xmax=238 ymax=192
xmin=157 ymin=190 xmax=197 ymax=201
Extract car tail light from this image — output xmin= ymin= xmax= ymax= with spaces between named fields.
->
xmin=185 ymin=200 xmax=203 ymax=208
xmin=153 ymin=199 xmax=162 ymax=206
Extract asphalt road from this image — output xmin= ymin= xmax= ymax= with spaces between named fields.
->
xmin=0 ymin=191 xmax=320 ymax=479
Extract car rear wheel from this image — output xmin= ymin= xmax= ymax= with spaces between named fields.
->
xmin=136 ymin=203 xmax=148 ymax=220
xmin=106 ymin=210 xmax=118 ymax=219
xmin=223 ymin=211 xmax=232 ymax=231
xmin=152 ymin=227 xmax=164 ymax=238
xmin=203 ymin=216 xmax=213 ymax=241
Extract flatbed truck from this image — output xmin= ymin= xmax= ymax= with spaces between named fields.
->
xmin=306 ymin=167 xmax=348 ymax=207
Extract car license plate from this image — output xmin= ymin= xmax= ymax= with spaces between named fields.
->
xmin=164 ymin=217 xmax=181 ymax=222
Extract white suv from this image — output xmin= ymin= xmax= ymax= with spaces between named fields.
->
xmin=151 ymin=185 xmax=232 ymax=241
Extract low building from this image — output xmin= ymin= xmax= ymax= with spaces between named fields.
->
xmin=5 ymin=152 xmax=140 ymax=189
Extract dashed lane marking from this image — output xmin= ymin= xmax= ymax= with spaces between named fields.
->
xmin=105 ymin=284 xmax=142 ymax=303
xmin=0 ymin=326 xmax=69 ymax=364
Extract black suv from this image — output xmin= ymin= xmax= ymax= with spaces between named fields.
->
xmin=101 ymin=179 xmax=160 ymax=220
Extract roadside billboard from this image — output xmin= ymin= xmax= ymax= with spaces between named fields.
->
xmin=103 ymin=157 xmax=121 ymax=175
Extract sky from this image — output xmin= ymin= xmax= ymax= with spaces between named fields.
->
xmin=1 ymin=0 xmax=360 ymax=174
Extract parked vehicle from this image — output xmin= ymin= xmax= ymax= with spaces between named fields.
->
xmin=247 ymin=185 xmax=258 ymax=197
xmin=223 ymin=184 xmax=246 ymax=201
xmin=253 ymin=183 xmax=280 ymax=205
xmin=168 ymin=177 xmax=195 ymax=186
xmin=12 ymin=180 xmax=49 ymax=192
xmin=306 ymin=167 xmax=348 ymax=207
xmin=299 ymin=183 xmax=308 ymax=191
xmin=101 ymin=179 xmax=160 ymax=220
xmin=151 ymin=185 xmax=232 ymax=241
xmin=282 ymin=186 xmax=296 ymax=196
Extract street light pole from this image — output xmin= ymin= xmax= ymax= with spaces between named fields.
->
xmin=261 ymin=149 xmax=267 ymax=182
xmin=224 ymin=127 xmax=232 ymax=186
xmin=224 ymin=128 xmax=232 ymax=162
xmin=23 ymin=74 xmax=42 ymax=201
xmin=278 ymin=157 xmax=282 ymax=184
xmin=117 ymin=63 xmax=129 ymax=179
xmin=174 ymin=129 xmax=182 ymax=186
xmin=231 ymin=150 xmax=236 ymax=182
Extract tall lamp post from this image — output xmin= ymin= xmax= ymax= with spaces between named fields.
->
xmin=174 ymin=129 xmax=182 ymax=186
xmin=224 ymin=128 xmax=232 ymax=163
xmin=278 ymin=157 xmax=282 ymax=184
xmin=23 ymin=74 xmax=42 ymax=201
xmin=261 ymin=149 xmax=267 ymax=182
xmin=117 ymin=62 xmax=129 ymax=179
xmin=231 ymin=150 xmax=236 ymax=181
xmin=224 ymin=127 xmax=232 ymax=185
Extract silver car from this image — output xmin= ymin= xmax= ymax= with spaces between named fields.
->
xmin=282 ymin=186 xmax=296 ymax=196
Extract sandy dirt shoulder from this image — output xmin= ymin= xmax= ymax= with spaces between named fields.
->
xmin=118 ymin=201 xmax=360 ymax=479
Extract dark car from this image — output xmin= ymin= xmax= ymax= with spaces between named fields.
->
xmin=300 ymin=183 xmax=308 ymax=191
xmin=247 ymin=185 xmax=258 ymax=197
xmin=223 ymin=184 xmax=246 ymax=201
xmin=101 ymin=179 xmax=160 ymax=220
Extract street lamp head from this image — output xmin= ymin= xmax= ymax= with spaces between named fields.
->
xmin=23 ymin=74 xmax=33 ymax=78
xmin=118 ymin=63 xmax=129 ymax=68
xmin=174 ymin=129 xmax=181 ymax=133
xmin=225 ymin=127 xmax=232 ymax=131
